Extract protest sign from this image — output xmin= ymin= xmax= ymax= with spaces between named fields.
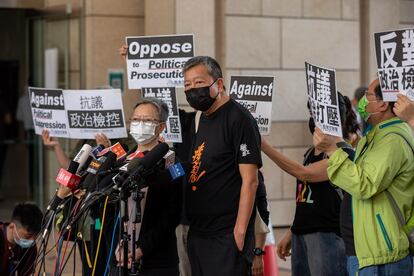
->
xmin=64 ymin=89 xmax=127 ymax=139
xmin=375 ymin=28 xmax=414 ymax=101
xmin=141 ymin=87 xmax=182 ymax=143
xmin=229 ymin=76 xmax=274 ymax=135
xmin=126 ymin=34 xmax=194 ymax=89
xmin=29 ymin=87 xmax=68 ymax=137
xmin=305 ymin=62 xmax=342 ymax=137
xmin=29 ymin=87 xmax=127 ymax=139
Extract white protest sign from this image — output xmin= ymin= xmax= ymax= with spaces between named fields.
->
xmin=229 ymin=76 xmax=274 ymax=135
xmin=64 ymin=89 xmax=127 ymax=139
xmin=141 ymin=87 xmax=182 ymax=143
xmin=29 ymin=87 xmax=68 ymax=137
xmin=305 ymin=62 xmax=343 ymax=138
xmin=29 ymin=87 xmax=128 ymax=139
xmin=126 ymin=34 xmax=194 ymax=89
xmin=375 ymin=28 xmax=414 ymax=101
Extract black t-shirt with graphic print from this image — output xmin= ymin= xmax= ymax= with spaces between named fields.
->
xmin=290 ymin=147 xmax=342 ymax=236
xmin=185 ymin=99 xmax=262 ymax=237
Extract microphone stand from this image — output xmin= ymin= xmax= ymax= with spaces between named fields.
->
xmin=130 ymin=190 xmax=145 ymax=275
xmin=117 ymin=162 xmax=159 ymax=275
xmin=119 ymin=185 xmax=131 ymax=276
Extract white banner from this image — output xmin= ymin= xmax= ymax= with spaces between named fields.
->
xmin=126 ymin=34 xmax=194 ymax=89
xmin=229 ymin=75 xmax=274 ymax=135
xmin=305 ymin=62 xmax=343 ymax=138
xmin=29 ymin=87 xmax=127 ymax=139
xmin=375 ymin=28 xmax=414 ymax=101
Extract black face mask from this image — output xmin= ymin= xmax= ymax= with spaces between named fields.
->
xmin=308 ymin=117 xmax=316 ymax=135
xmin=185 ymin=79 xmax=218 ymax=111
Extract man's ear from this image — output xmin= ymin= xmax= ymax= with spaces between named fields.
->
xmin=216 ymin=78 xmax=225 ymax=93
xmin=8 ymin=222 xmax=16 ymax=231
xmin=379 ymin=101 xmax=391 ymax=112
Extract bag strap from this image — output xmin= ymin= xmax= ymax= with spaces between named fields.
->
xmin=303 ymin=146 xmax=314 ymax=165
xmin=384 ymin=132 xmax=414 ymax=226
xmin=385 ymin=190 xmax=406 ymax=226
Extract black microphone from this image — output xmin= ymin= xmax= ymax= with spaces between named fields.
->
xmin=112 ymin=158 xmax=142 ymax=187
xmin=91 ymin=144 xmax=105 ymax=158
xmin=120 ymin=143 xmax=170 ymax=189
xmin=77 ymin=155 xmax=94 ymax=176
xmin=80 ymin=151 xmax=117 ymax=192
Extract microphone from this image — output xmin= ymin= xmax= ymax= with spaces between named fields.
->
xmin=47 ymin=144 xmax=92 ymax=212
xmin=168 ymin=162 xmax=188 ymax=181
xmin=77 ymin=144 xmax=108 ymax=175
xmin=91 ymin=144 xmax=105 ymax=158
xmin=79 ymin=151 xmax=117 ymax=192
xmin=112 ymin=158 xmax=142 ymax=187
xmin=119 ymin=143 xmax=170 ymax=189
xmin=97 ymin=142 xmax=129 ymax=160
xmin=77 ymin=155 xmax=94 ymax=175
xmin=73 ymin=144 xmax=93 ymax=173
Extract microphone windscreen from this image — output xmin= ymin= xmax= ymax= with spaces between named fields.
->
xmin=140 ymin=143 xmax=169 ymax=170
xmin=73 ymin=144 xmax=93 ymax=169
xmin=120 ymin=143 xmax=129 ymax=153
xmin=99 ymin=151 xmax=117 ymax=172
xmin=67 ymin=161 xmax=80 ymax=174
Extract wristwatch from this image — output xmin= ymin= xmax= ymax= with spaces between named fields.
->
xmin=253 ymin=247 xmax=266 ymax=256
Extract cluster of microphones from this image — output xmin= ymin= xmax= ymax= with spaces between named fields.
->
xmin=33 ymin=142 xmax=187 ymax=275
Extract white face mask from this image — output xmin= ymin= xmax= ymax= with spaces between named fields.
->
xmin=130 ymin=121 xmax=158 ymax=145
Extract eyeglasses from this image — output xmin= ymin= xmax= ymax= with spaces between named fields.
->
xmin=365 ymin=90 xmax=377 ymax=98
xmin=130 ymin=117 xmax=159 ymax=126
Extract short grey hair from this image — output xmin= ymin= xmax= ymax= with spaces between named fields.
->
xmin=183 ymin=56 xmax=223 ymax=79
xmin=134 ymin=97 xmax=169 ymax=122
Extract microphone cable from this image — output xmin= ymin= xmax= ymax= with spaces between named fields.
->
xmin=91 ymin=195 xmax=109 ymax=276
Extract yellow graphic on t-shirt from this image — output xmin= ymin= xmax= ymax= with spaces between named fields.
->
xmin=189 ymin=142 xmax=206 ymax=188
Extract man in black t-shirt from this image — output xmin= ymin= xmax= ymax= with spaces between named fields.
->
xmin=183 ymin=56 xmax=262 ymax=276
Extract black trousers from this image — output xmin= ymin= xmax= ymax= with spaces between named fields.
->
xmin=108 ymin=265 xmax=179 ymax=276
xmin=187 ymin=232 xmax=254 ymax=276
xmin=139 ymin=266 xmax=179 ymax=276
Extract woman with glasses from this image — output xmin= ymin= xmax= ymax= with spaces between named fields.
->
xmin=111 ymin=97 xmax=182 ymax=276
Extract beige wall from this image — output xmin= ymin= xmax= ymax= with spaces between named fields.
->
xmin=38 ymin=0 xmax=410 ymax=225
xmin=224 ymin=0 xmax=361 ymax=225
xmin=42 ymin=0 xmax=145 ymax=200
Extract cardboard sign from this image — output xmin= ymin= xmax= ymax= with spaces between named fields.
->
xmin=30 ymin=87 xmax=68 ymax=137
xmin=229 ymin=76 xmax=274 ymax=135
xmin=29 ymin=87 xmax=127 ymax=139
xmin=305 ymin=62 xmax=343 ymax=138
xmin=375 ymin=28 xmax=414 ymax=101
xmin=126 ymin=34 xmax=194 ymax=89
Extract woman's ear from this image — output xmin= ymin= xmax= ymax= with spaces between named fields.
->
xmin=158 ymin=122 xmax=166 ymax=133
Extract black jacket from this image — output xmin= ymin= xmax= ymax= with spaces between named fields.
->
xmin=135 ymin=163 xmax=182 ymax=269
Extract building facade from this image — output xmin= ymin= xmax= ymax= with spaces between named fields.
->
xmin=0 ymin=0 xmax=413 ymax=226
